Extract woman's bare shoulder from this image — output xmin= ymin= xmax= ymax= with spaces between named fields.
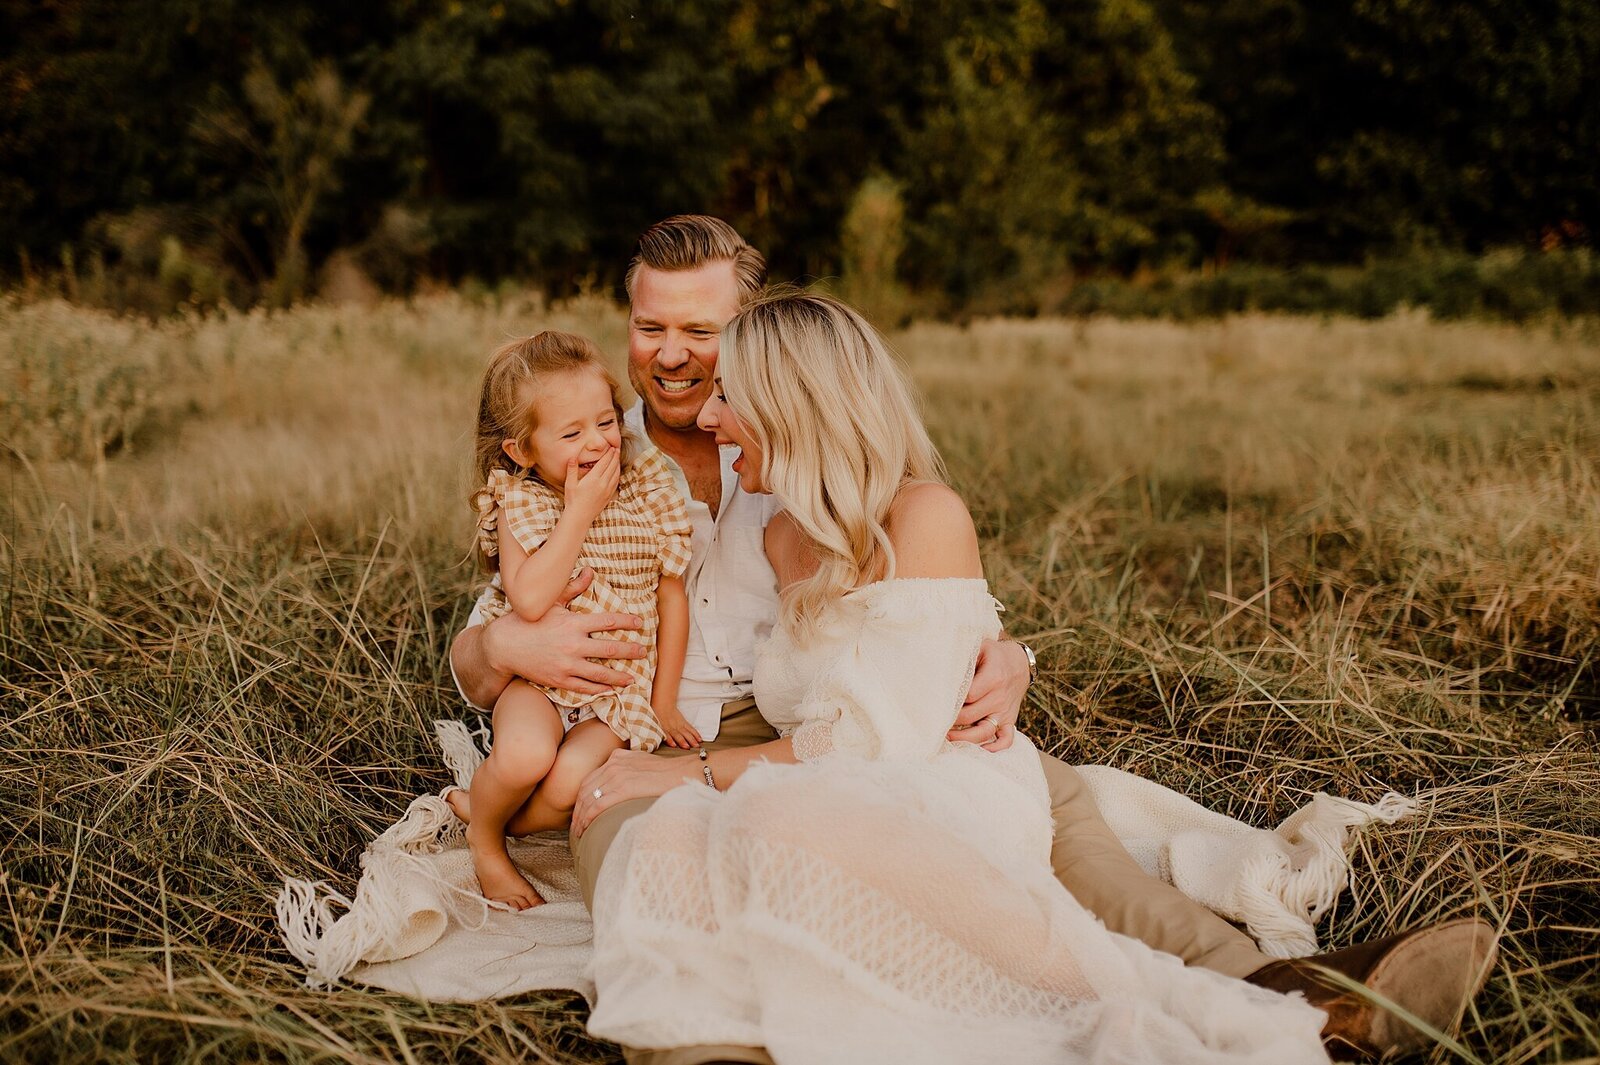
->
xmin=887 ymin=482 xmax=982 ymax=579
xmin=765 ymin=510 xmax=818 ymax=590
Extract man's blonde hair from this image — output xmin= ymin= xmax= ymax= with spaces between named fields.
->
xmin=720 ymin=290 xmax=946 ymax=642
xmin=624 ymin=215 xmax=767 ymax=303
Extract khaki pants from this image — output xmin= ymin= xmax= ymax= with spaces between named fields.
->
xmin=572 ymin=696 xmax=1269 ymax=1065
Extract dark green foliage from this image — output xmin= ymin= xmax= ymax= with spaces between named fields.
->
xmin=3 ymin=0 xmax=1597 ymax=312
xmin=1157 ymin=0 xmax=1600 ymax=258
xmin=1055 ymin=249 xmax=1600 ymax=320
xmin=897 ymin=0 xmax=1227 ymax=310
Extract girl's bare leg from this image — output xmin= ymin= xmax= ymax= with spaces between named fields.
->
xmin=447 ymin=716 xmax=625 ymax=834
xmin=507 ymin=718 xmax=626 ymax=834
xmin=451 ymin=679 xmax=562 ymax=909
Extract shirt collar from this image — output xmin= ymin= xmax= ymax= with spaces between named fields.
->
xmin=626 ymin=400 xmax=740 ymax=487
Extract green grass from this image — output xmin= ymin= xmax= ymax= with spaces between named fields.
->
xmin=3 ymin=294 xmax=1599 ymax=1062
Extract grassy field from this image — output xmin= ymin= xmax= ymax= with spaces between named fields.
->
xmin=3 ymin=293 xmax=1599 ymax=1063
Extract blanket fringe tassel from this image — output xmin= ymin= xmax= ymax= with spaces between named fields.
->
xmin=1242 ymin=791 xmax=1417 ymax=959
xmin=276 ymin=721 xmax=490 ymax=988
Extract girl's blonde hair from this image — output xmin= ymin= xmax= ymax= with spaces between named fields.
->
xmin=473 ymin=331 xmax=629 ymax=562
xmin=719 ymin=290 xmax=946 ymax=642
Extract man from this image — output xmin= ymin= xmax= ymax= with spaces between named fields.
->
xmin=450 ymin=215 xmax=1494 ymax=1064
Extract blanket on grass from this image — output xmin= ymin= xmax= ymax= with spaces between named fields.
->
xmin=277 ymin=721 xmax=1413 ymax=1004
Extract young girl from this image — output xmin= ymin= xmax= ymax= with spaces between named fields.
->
xmin=452 ymin=330 xmax=696 ymax=909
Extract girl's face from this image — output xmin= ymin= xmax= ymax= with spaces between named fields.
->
xmin=697 ymin=377 xmax=766 ymax=494
xmin=504 ymin=368 xmax=624 ymax=490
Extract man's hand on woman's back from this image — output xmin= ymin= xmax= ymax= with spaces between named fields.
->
xmin=948 ymin=638 xmax=1029 ymax=751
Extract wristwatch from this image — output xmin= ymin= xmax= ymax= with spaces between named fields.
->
xmin=1013 ymin=639 xmax=1037 ymax=684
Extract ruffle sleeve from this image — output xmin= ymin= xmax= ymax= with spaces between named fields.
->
xmin=789 ymin=580 xmax=1003 ymax=763
xmin=632 ymin=447 xmax=695 ymax=580
xmin=472 ymin=467 xmax=560 ymax=560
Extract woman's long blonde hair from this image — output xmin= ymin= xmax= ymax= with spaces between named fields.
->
xmin=720 ymin=290 xmax=946 ymax=642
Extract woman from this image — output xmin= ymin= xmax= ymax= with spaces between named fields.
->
xmin=577 ymin=291 xmax=1330 ymax=1064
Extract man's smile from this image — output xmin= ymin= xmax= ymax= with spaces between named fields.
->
xmin=656 ymin=377 xmax=702 ymax=394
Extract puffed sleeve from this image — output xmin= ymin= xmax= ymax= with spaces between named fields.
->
xmin=789 ymin=581 xmax=1003 ymax=763
xmin=474 ymin=468 xmax=560 ymax=559
xmin=633 ymin=447 xmax=694 ymax=579
xmin=472 ymin=468 xmax=510 ymax=561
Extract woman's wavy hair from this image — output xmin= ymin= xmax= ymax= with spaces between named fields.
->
xmin=719 ymin=290 xmax=946 ymax=642
xmin=472 ymin=331 xmax=630 ymax=566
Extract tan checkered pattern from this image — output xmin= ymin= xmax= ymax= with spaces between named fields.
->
xmin=473 ymin=446 xmax=693 ymax=751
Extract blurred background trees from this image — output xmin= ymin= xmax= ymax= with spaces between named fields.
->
xmin=2 ymin=0 xmax=1595 ymax=315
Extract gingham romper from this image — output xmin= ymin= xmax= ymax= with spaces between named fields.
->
xmin=473 ymin=446 xmax=693 ymax=751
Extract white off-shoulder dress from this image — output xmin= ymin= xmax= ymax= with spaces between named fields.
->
xmin=586 ymin=579 xmax=1330 ymax=1064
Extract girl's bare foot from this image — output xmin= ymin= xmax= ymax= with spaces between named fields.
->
xmin=445 ymin=787 xmax=472 ymax=823
xmin=467 ymin=831 xmax=545 ymax=910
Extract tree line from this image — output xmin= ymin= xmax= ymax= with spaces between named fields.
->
xmin=3 ymin=0 xmax=1596 ymax=314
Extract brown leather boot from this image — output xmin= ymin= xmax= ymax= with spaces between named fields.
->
xmin=1246 ymin=918 xmax=1497 ymax=1060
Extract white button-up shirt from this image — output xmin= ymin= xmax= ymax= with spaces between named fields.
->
xmin=453 ymin=402 xmax=782 ymax=740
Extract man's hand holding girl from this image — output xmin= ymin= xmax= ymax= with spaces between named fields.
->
xmin=475 ymin=567 xmax=645 ymax=697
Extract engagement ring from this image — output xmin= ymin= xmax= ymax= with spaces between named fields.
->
xmin=593 ymin=788 xmax=603 ymax=800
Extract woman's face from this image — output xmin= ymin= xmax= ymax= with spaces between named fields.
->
xmin=697 ymin=378 xmax=766 ymax=494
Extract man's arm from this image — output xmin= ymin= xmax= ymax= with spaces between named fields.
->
xmin=449 ymin=568 xmax=647 ymax=710
xmin=450 ymin=622 xmax=511 ymax=711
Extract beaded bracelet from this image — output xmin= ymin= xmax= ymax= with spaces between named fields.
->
xmin=697 ymin=745 xmax=716 ymax=788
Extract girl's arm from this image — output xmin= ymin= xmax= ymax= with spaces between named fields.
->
xmin=649 ymin=575 xmax=700 ymax=748
xmin=497 ymin=505 xmax=598 ymax=622
xmin=498 ymin=450 xmax=620 ymax=622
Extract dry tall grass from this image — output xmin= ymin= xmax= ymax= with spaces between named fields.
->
xmin=3 ymin=294 xmax=1598 ymax=1063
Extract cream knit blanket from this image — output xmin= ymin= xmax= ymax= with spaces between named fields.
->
xmin=277 ymin=721 xmax=1413 ymax=1002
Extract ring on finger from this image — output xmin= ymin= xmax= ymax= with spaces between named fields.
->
xmin=592 ymin=788 xmax=603 ymax=800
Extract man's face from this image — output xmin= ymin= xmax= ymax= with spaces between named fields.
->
xmin=628 ymin=261 xmax=743 ymax=432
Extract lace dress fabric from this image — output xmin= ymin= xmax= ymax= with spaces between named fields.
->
xmin=587 ymin=579 xmax=1328 ymax=1064
xmin=473 ymin=446 xmax=693 ymax=750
